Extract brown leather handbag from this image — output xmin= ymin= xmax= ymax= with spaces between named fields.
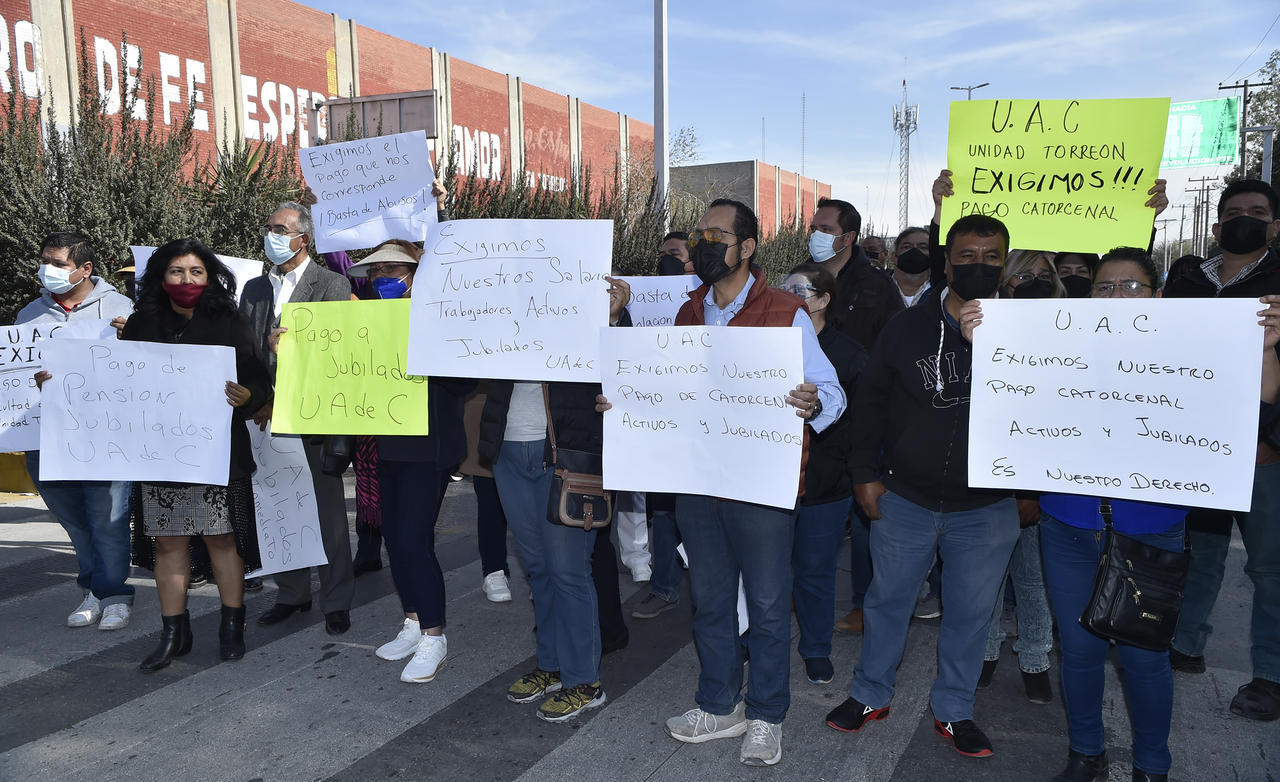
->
xmin=542 ymin=384 xmax=612 ymax=530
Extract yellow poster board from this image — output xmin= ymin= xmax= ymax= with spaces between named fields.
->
xmin=940 ymin=98 xmax=1170 ymax=253
xmin=272 ymin=299 xmax=429 ymax=435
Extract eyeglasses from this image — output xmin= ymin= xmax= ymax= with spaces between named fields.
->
xmin=687 ymin=228 xmax=739 ymax=247
xmin=258 ymin=225 xmax=303 ymax=237
xmin=1011 ymin=271 xmax=1054 ymax=285
xmin=781 ymin=284 xmax=817 ymax=298
xmin=1091 ymin=279 xmax=1154 ymax=297
xmin=366 ymin=263 xmax=413 ymax=276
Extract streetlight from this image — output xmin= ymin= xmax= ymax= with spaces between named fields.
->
xmin=950 ymin=82 xmax=990 ymax=100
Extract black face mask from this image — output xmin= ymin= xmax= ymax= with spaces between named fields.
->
xmin=657 ymin=253 xmax=687 ymax=276
xmin=1012 ymin=278 xmax=1055 ymax=299
xmin=692 ymin=241 xmax=739 ymax=286
xmin=864 ymin=249 xmax=881 ymax=261
xmin=949 ymin=263 xmax=1003 ymax=300
xmin=896 ymin=248 xmax=931 ymax=274
xmin=1219 ymin=215 xmax=1271 ymax=255
xmin=1061 ymin=274 xmax=1092 ymax=298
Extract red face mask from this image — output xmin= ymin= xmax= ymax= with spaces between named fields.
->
xmin=162 ymin=282 xmax=207 ymax=308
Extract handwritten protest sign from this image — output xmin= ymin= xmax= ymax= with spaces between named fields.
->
xmin=300 ymin=130 xmax=437 ymax=253
xmin=0 ymin=321 xmax=116 ymax=451
xmin=273 ymin=299 xmax=429 ymax=435
xmin=130 ymin=246 xmax=263 ymax=303
xmin=246 ymin=423 xmax=326 ymax=578
xmin=601 ymin=326 xmax=804 ymax=509
xmin=617 ymin=276 xmax=699 ymax=327
xmin=968 ymin=299 xmax=1262 ymax=512
xmin=940 ymin=98 xmax=1170 ymax=253
xmin=38 ymin=339 xmax=234 ymax=484
xmin=407 ymin=219 xmax=613 ymax=382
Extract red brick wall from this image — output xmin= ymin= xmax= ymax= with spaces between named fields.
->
xmin=778 ymin=170 xmax=798 ymax=229
xmin=0 ymin=2 xmax=44 ymax=105
xmin=521 ymin=82 xmax=570 ymax=190
xmin=235 ymin=0 xmax=333 ymax=147
xmin=757 ymin=163 xmax=777 ymax=238
xmin=449 ymin=56 xmax=508 ymax=181
xmin=799 ymin=176 xmax=817 ymax=224
xmin=354 ymin=23 xmax=431 ymax=96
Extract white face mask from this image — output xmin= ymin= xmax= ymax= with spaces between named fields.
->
xmin=39 ymin=264 xmax=82 ymax=295
xmin=264 ymin=232 xmax=298 ymax=266
xmin=808 ymin=231 xmax=841 ymax=263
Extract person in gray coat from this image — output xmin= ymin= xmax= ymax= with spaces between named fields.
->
xmin=238 ymin=201 xmax=356 ymax=635
xmin=18 ymin=232 xmax=136 ymax=630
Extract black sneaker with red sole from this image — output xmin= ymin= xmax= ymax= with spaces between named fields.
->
xmin=825 ymin=698 xmax=890 ymax=732
xmin=934 ymin=719 xmax=993 ymax=757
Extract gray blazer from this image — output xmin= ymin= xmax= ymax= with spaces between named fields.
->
xmin=239 ymin=256 xmax=352 ymax=379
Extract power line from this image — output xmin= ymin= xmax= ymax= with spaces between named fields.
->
xmin=1222 ymin=10 xmax=1280 ymax=82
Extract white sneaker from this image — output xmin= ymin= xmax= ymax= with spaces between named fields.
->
xmin=67 ymin=594 xmax=101 ymax=627
xmin=631 ymin=564 xmax=653 ymax=583
xmin=482 ymin=571 xmax=512 ymax=602
xmin=98 ymin=603 xmax=131 ymax=631
xmin=666 ymin=701 xmax=749 ymax=743
xmin=376 ymin=618 xmax=422 ymax=661
xmin=400 ymin=634 xmax=447 ymax=682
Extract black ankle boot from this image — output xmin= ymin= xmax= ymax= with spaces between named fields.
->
xmin=1132 ymin=770 xmax=1168 ymax=782
xmin=1051 ymin=749 xmax=1108 ymax=781
xmin=139 ymin=611 xmax=193 ymax=672
xmin=219 ymin=605 xmax=246 ymax=661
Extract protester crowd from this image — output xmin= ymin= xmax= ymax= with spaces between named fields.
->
xmin=16 ymin=169 xmax=1280 ymax=780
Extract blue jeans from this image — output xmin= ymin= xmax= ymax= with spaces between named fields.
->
xmin=493 ymin=440 xmax=600 ymax=688
xmin=848 ymin=501 xmax=873 ymax=609
xmin=793 ymin=497 xmax=852 ymax=659
xmin=26 ymin=451 xmax=134 ymax=606
xmin=647 ymin=509 xmax=682 ymax=602
xmin=1040 ymin=515 xmax=1180 ymax=775
xmin=984 ymin=524 xmax=1053 ymax=673
xmin=1172 ymin=461 xmax=1280 ymax=683
xmin=676 ymin=494 xmax=796 ymax=724
xmin=850 ymin=491 xmax=1019 ymax=722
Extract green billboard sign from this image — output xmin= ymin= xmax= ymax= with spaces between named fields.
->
xmin=1161 ymin=97 xmax=1240 ymax=168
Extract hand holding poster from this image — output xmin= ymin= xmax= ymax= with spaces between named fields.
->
xmin=0 ymin=320 xmax=116 ymax=452
xmin=940 ymin=98 xmax=1170 ymax=253
xmin=407 ymin=219 xmax=613 ymax=382
xmin=299 ymin=130 xmax=437 ymax=253
xmin=272 ymin=299 xmax=429 ymax=435
xmin=246 ymin=423 xmax=326 ymax=578
xmin=617 ymin=275 xmax=699 ymax=327
xmin=967 ymin=299 xmax=1262 ymax=511
xmin=38 ymin=339 xmax=235 ymax=484
xmin=601 ymin=326 xmax=804 ymax=509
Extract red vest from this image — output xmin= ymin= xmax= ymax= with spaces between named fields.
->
xmin=675 ymin=268 xmax=812 ymax=499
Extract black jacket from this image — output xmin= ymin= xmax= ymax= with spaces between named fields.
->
xmin=477 ymin=380 xmax=603 ymax=467
xmin=833 ymin=246 xmax=904 ymax=351
xmin=802 ymin=326 xmax=867 ymax=506
xmin=121 ymin=306 xmax=271 ymax=483
xmin=847 ymin=286 xmax=1010 ymax=512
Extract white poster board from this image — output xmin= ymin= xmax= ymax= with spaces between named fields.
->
xmin=407 ymin=219 xmax=614 ymax=382
xmin=617 ymin=275 xmax=699 ymax=327
xmin=245 ymin=423 xmax=327 ymax=578
xmin=0 ymin=321 xmax=117 ymax=452
xmin=131 ymin=246 xmax=263 ymax=303
xmin=968 ymin=299 xmax=1262 ymax=512
xmin=299 ymin=130 xmax=437 ymax=253
xmin=37 ymin=339 xmax=235 ymax=484
xmin=601 ymin=326 xmax=804 ymax=509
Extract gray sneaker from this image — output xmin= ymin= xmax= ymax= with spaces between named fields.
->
xmin=666 ymin=701 xmax=748 ymax=743
xmin=914 ymin=592 xmax=942 ymax=620
xmin=632 ymin=594 xmax=678 ymax=619
xmin=740 ymin=719 xmax=782 ymax=766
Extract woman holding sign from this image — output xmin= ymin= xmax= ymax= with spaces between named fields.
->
xmin=122 ymin=239 xmax=271 ymax=672
xmin=960 ymin=248 xmax=1280 ymax=782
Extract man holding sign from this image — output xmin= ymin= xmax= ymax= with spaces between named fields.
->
xmin=240 ymin=201 xmax=356 ymax=636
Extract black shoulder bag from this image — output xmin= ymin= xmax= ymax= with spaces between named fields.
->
xmin=1079 ymin=499 xmax=1190 ymax=651
xmin=542 ymin=383 xmax=613 ymax=530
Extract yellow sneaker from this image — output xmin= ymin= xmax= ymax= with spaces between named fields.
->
xmin=507 ymin=668 xmax=562 ymax=704
xmin=536 ymin=682 xmax=607 ymax=722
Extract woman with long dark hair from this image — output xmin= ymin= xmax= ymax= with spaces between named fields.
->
xmin=124 ymin=238 xmax=270 ymax=672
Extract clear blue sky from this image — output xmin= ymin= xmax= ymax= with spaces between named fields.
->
xmin=317 ymin=0 xmax=1278 ymax=240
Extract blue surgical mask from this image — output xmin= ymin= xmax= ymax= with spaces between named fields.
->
xmin=808 ymin=231 xmax=839 ymax=263
xmin=263 ymin=232 xmax=297 ymax=266
xmin=372 ymin=275 xmax=409 ymax=299
xmin=39 ymin=264 xmax=81 ymax=294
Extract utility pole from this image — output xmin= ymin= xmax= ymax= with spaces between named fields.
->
xmin=1155 ymin=218 xmax=1175 ymax=276
xmin=801 ymin=92 xmax=806 ymax=178
xmin=1244 ymin=125 xmax=1278 ymax=183
xmin=950 ymin=82 xmax=990 ymax=100
xmin=653 ymin=0 xmax=669 ymax=227
xmin=1177 ymin=203 xmax=1186 ymax=259
xmin=1187 ymin=176 xmax=1219 ymax=256
xmin=1219 ymin=79 xmax=1270 ymax=172
xmin=891 ymin=80 xmax=918 ymax=233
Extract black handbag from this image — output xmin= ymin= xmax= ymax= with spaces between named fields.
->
xmin=542 ymin=384 xmax=612 ymax=530
xmin=1079 ymin=499 xmax=1190 ymax=651
xmin=319 ymin=435 xmax=356 ymax=477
